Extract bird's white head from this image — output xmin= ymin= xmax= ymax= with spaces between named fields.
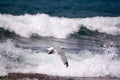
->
xmin=47 ymin=47 xmax=54 ymax=54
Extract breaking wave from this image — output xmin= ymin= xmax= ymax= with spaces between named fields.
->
xmin=0 ymin=40 xmax=120 ymax=78
xmin=0 ymin=14 xmax=120 ymax=38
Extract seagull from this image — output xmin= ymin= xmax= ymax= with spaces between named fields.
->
xmin=47 ymin=46 xmax=69 ymax=67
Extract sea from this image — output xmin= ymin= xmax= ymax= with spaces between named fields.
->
xmin=0 ymin=0 xmax=120 ymax=78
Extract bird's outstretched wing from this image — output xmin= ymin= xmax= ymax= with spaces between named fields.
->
xmin=47 ymin=46 xmax=69 ymax=67
xmin=60 ymin=55 xmax=69 ymax=67
xmin=54 ymin=46 xmax=69 ymax=67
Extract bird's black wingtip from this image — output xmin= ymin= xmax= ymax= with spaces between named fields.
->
xmin=65 ymin=61 xmax=69 ymax=68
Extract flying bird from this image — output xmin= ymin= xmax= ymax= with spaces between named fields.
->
xmin=47 ymin=46 xmax=69 ymax=67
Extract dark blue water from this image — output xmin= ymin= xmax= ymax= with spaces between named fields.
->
xmin=0 ymin=0 xmax=120 ymax=17
xmin=0 ymin=0 xmax=119 ymax=49
xmin=0 ymin=0 xmax=120 ymax=51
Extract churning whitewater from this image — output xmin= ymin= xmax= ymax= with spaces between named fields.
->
xmin=0 ymin=14 xmax=120 ymax=38
xmin=0 ymin=40 xmax=120 ymax=78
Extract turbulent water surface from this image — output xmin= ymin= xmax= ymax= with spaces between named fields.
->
xmin=0 ymin=0 xmax=120 ymax=78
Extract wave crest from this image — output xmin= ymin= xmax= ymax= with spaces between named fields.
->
xmin=0 ymin=14 xmax=120 ymax=38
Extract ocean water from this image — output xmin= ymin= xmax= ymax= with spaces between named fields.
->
xmin=0 ymin=0 xmax=120 ymax=78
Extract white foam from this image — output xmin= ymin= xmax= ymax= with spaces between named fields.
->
xmin=0 ymin=40 xmax=120 ymax=78
xmin=0 ymin=14 xmax=120 ymax=38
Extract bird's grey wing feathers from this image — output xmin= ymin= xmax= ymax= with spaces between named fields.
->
xmin=54 ymin=46 xmax=65 ymax=55
xmin=60 ymin=55 xmax=69 ymax=67
xmin=52 ymin=46 xmax=69 ymax=67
